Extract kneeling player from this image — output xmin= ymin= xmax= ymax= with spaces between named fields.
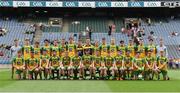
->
xmin=49 ymin=50 xmax=60 ymax=79
xmin=133 ymin=52 xmax=145 ymax=80
xmin=27 ymin=51 xmax=40 ymax=80
xmin=124 ymin=51 xmax=134 ymax=80
xmin=61 ymin=52 xmax=72 ymax=80
xmin=104 ymin=52 xmax=116 ymax=80
xmin=114 ymin=52 xmax=125 ymax=80
xmin=144 ymin=50 xmax=155 ymax=80
xmin=72 ymin=52 xmax=81 ymax=79
xmin=156 ymin=51 xmax=169 ymax=80
xmin=82 ymin=51 xmax=93 ymax=79
xmin=40 ymin=49 xmax=49 ymax=80
xmin=93 ymin=51 xmax=102 ymax=79
xmin=12 ymin=51 xmax=25 ymax=80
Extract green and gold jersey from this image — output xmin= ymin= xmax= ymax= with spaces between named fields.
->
xmin=40 ymin=55 xmax=49 ymax=67
xmin=82 ymin=55 xmax=92 ymax=67
xmin=27 ymin=58 xmax=39 ymax=69
xmin=61 ymin=56 xmax=71 ymax=67
xmin=22 ymin=45 xmax=33 ymax=60
xmin=147 ymin=44 xmax=156 ymax=57
xmin=92 ymin=56 xmax=102 ymax=67
xmin=31 ymin=47 xmax=41 ymax=59
xmin=59 ymin=45 xmax=67 ymax=57
xmin=72 ymin=56 xmax=81 ymax=67
xmin=109 ymin=45 xmax=118 ymax=57
xmin=12 ymin=57 xmax=24 ymax=67
xmin=157 ymin=56 xmax=168 ymax=70
xmin=118 ymin=45 xmax=126 ymax=56
xmin=135 ymin=45 xmax=148 ymax=58
xmin=93 ymin=46 xmax=100 ymax=55
xmin=68 ymin=44 xmax=76 ymax=57
xmin=83 ymin=45 xmax=93 ymax=55
xmin=99 ymin=44 xmax=108 ymax=57
xmin=114 ymin=56 xmax=124 ymax=67
xmin=124 ymin=56 xmax=133 ymax=68
xmin=145 ymin=56 xmax=155 ymax=68
xmin=49 ymin=56 xmax=60 ymax=67
xmin=134 ymin=58 xmax=145 ymax=68
xmin=41 ymin=45 xmax=51 ymax=56
xmin=51 ymin=45 xmax=60 ymax=56
xmin=126 ymin=45 xmax=135 ymax=57
xmin=103 ymin=56 xmax=114 ymax=68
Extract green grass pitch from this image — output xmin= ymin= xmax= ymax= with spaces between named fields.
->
xmin=0 ymin=69 xmax=180 ymax=92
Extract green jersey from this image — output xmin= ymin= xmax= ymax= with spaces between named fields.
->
xmin=49 ymin=56 xmax=60 ymax=67
xmin=12 ymin=57 xmax=24 ymax=67
xmin=92 ymin=56 xmax=102 ymax=67
xmin=124 ymin=56 xmax=133 ymax=67
xmin=27 ymin=58 xmax=39 ymax=68
xmin=59 ymin=45 xmax=67 ymax=57
xmin=41 ymin=45 xmax=51 ymax=56
xmin=114 ymin=56 xmax=124 ymax=67
xmin=134 ymin=58 xmax=145 ymax=68
xmin=61 ymin=56 xmax=71 ymax=67
xmin=156 ymin=56 xmax=168 ymax=70
xmin=103 ymin=56 xmax=114 ymax=68
xmin=72 ymin=56 xmax=81 ymax=67
xmin=40 ymin=55 xmax=49 ymax=67
xmin=145 ymin=56 xmax=155 ymax=68
xmin=82 ymin=55 xmax=92 ymax=67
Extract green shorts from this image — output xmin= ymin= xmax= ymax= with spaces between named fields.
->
xmin=16 ymin=69 xmax=23 ymax=74
xmin=160 ymin=70 xmax=167 ymax=76
xmin=28 ymin=70 xmax=34 ymax=74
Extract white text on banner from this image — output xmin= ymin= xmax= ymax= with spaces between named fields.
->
xmin=111 ymin=2 xmax=128 ymax=7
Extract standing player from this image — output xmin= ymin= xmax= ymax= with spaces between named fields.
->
xmin=49 ymin=50 xmax=60 ymax=79
xmin=147 ymin=39 xmax=157 ymax=57
xmin=61 ymin=52 xmax=72 ymax=80
xmin=92 ymin=50 xmax=102 ymax=79
xmin=144 ymin=50 xmax=156 ymax=80
xmin=109 ymin=39 xmax=118 ymax=57
xmin=114 ymin=52 xmax=125 ymax=80
xmin=27 ymin=51 xmax=39 ymax=80
xmin=51 ymin=40 xmax=60 ymax=57
xmin=60 ymin=39 xmax=67 ymax=57
xmin=82 ymin=50 xmax=93 ymax=79
xmin=32 ymin=41 xmax=41 ymax=60
xmin=104 ymin=52 xmax=116 ymax=80
xmin=126 ymin=39 xmax=135 ymax=57
xmin=93 ymin=41 xmax=100 ymax=55
xmin=136 ymin=39 xmax=147 ymax=58
xmin=12 ymin=51 xmax=25 ymax=80
xmin=156 ymin=51 xmax=169 ymax=80
xmin=41 ymin=39 xmax=51 ymax=57
xmin=68 ymin=37 xmax=76 ymax=57
xmin=72 ymin=52 xmax=82 ymax=79
xmin=83 ymin=38 xmax=93 ymax=55
xmin=76 ymin=40 xmax=83 ymax=57
xmin=133 ymin=51 xmax=145 ymax=80
xmin=22 ymin=38 xmax=32 ymax=79
xmin=99 ymin=38 xmax=108 ymax=58
xmin=40 ymin=49 xmax=49 ymax=80
xmin=119 ymin=40 xmax=126 ymax=56
xmin=124 ymin=50 xmax=134 ymax=80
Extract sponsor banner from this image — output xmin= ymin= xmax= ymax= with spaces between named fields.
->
xmin=111 ymin=2 xmax=128 ymax=7
xmin=30 ymin=1 xmax=46 ymax=7
xmin=13 ymin=1 xmax=30 ymax=7
xmin=161 ymin=2 xmax=180 ymax=7
xmin=63 ymin=1 xmax=78 ymax=7
xmin=78 ymin=2 xmax=95 ymax=8
xmin=0 ymin=1 xmax=13 ymax=7
xmin=46 ymin=1 xmax=63 ymax=7
xmin=128 ymin=2 xmax=144 ymax=7
xmin=144 ymin=2 xmax=161 ymax=7
xmin=95 ymin=2 xmax=111 ymax=7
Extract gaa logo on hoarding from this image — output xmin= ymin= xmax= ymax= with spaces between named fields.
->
xmin=0 ymin=1 xmax=11 ymax=6
xmin=65 ymin=2 xmax=76 ymax=7
xmin=161 ymin=2 xmax=180 ymax=7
